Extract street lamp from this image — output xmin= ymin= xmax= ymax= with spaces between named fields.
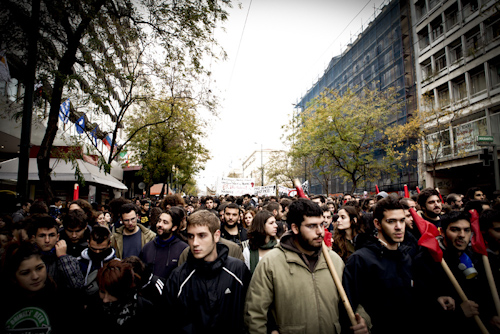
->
xmin=254 ymin=142 xmax=264 ymax=186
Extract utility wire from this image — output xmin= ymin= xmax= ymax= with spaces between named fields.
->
xmin=228 ymin=0 xmax=253 ymax=89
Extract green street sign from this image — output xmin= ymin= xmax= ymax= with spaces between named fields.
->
xmin=477 ymin=136 xmax=494 ymax=142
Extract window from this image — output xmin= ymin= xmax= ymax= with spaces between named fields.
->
xmin=485 ymin=14 xmax=500 ymax=43
xmin=445 ymin=5 xmax=459 ymax=31
xmin=435 ymin=49 xmax=447 ymax=72
xmin=428 ymin=0 xmax=440 ymax=11
xmin=453 ymin=117 xmax=488 ymax=154
xmin=462 ymin=0 xmax=478 ymax=19
xmin=437 ymin=84 xmax=450 ymax=108
xmin=449 ymin=38 xmax=463 ymax=63
xmin=469 ymin=67 xmax=486 ymax=97
xmin=431 ymin=17 xmax=444 ymax=41
xmin=421 ymin=59 xmax=432 ymax=80
xmin=418 ymin=27 xmax=430 ymax=50
xmin=465 ymin=26 xmax=482 ymax=56
xmin=415 ymin=0 xmax=427 ymax=21
xmin=426 ymin=129 xmax=452 ymax=161
xmin=489 ymin=57 xmax=500 ymax=90
xmin=452 ymin=75 xmax=467 ymax=101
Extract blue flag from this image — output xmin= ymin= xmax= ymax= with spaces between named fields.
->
xmin=76 ymin=115 xmax=85 ymax=134
xmin=59 ymin=98 xmax=70 ymax=124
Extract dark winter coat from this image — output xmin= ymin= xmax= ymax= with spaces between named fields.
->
xmin=139 ymin=235 xmax=188 ymax=280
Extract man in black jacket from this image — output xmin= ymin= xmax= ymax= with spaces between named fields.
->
xmin=140 ymin=207 xmax=188 ymax=280
xmin=165 ymin=209 xmax=251 ymax=333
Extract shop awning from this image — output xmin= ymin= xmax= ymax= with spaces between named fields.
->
xmin=0 ymin=158 xmax=128 ymax=190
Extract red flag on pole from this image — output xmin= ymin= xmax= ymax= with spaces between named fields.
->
xmin=416 ymin=186 xmax=421 ymax=194
xmin=435 ymin=187 xmax=444 ymax=203
xmin=294 ymin=179 xmax=309 ymax=199
xmin=409 ymin=208 xmax=443 ymax=262
xmin=404 ymin=184 xmax=409 ymax=198
xmin=469 ymin=209 xmax=488 ymax=256
xmin=375 ymin=185 xmax=380 ymax=194
xmin=73 ymin=183 xmax=79 ymax=200
xmin=324 ymin=229 xmax=332 ymax=248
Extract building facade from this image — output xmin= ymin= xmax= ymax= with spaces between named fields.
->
xmin=411 ymin=0 xmax=500 ymax=195
xmin=297 ymin=0 xmax=418 ymax=195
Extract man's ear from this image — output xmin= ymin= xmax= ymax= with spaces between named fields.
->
xmin=214 ymin=229 xmax=221 ymax=243
xmin=172 ymin=225 xmax=178 ymax=232
xmin=291 ymin=223 xmax=299 ymax=235
xmin=373 ymin=218 xmax=381 ymax=230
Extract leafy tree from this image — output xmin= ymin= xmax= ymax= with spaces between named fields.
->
xmin=126 ymin=98 xmax=209 ymax=197
xmin=1 ymin=0 xmax=231 ymax=201
xmin=265 ymin=151 xmax=304 ymax=189
xmin=287 ymin=87 xmax=404 ymax=194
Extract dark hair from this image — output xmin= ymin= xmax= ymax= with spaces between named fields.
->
xmin=26 ymin=214 xmax=59 ymax=237
xmin=446 ymin=193 xmax=461 ymax=205
xmin=463 ymin=200 xmax=490 ymax=216
xmin=161 ymin=194 xmax=185 ymax=210
xmin=265 ymin=202 xmax=280 ymax=214
xmin=287 ymin=199 xmax=322 ymax=228
xmin=69 ymin=199 xmax=94 ymax=218
xmin=333 ymin=206 xmax=362 ymax=261
xmin=248 ymin=210 xmax=275 ymax=250
xmin=440 ymin=210 xmax=471 ymax=231
xmin=140 ymin=199 xmax=149 ymax=206
xmin=166 ymin=206 xmax=186 ymax=230
xmin=373 ymin=195 xmax=405 ymax=222
xmin=465 ymin=187 xmax=483 ymax=200
xmin=97 ymin=259 xmax=136 ymax=300
xmin=417 ymin=188 xmax=440 ymax=209
xmin=120 ymin=203 xmax=138 ymax=218
xmin=311 ymin=195 xmax=326 ymax=204
xmin=90 ymin=224 xmax=111 ymax=244
xmin=63 ymin=209 xmax=88 ymax=229
xmin=2 ymin=241 xmax=43 ymax=281
xmin=479 ymin=209 xmax=500 ymax=231
xmin=279 ymin=198 xmax=293 ymax=209
xmin=108 ymin=197 xmax=131 ymax=221
xmin=149 ymin=207 xmax=163 ymax=233
xmin=30 ymin=200 xmax=49 ymax=215
xmin=224 ymin=203 xmax=240 ymax=212
xmin=187 ymin=210 xmax=220 ymax=234
xmin=360 ymin=197 xmax=375 ymax=212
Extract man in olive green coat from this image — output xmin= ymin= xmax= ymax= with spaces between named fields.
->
xmin=244 ymin=199 xmax=368 ymax=334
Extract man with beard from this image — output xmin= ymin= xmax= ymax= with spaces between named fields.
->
xmin=220 ymin=203 xmax=247 ymax=248
xmin=414 ymin=211 xmax=500 ymax=333
xmin=111 ymin=203 xmax=156 ymax=259
xmin=417 ymin=187 xmax=443 ymax=227
xmin=78 ymin=225 xmax=116 ymax=307
xmin=342 ymin=195 xmax=416 ymax=334
xmin=245 ymin=199 xmax=368 ymax=334
xmin=27 ymin=214 xmax=84 ymax=290
xmin=446 ymin=193 xmax=463 ymax=211
xmin=140 ymin=207 xmax=188 ymax=280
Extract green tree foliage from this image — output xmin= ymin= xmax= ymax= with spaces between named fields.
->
xmin=287 ymin=87 xmax=404 ymax=194
xmin=0 ymin=0 xmax=231 ymax=200
xmin=126 ymin=99 xmax=209 ymax=195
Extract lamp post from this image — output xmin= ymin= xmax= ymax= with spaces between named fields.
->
xmin=260 ymin=143 xmax=264 ymax=186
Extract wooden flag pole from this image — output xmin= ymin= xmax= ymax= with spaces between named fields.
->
xmin=440 ymin=259 xmax=489 ymax=334
xmin=321 ymin=241 xmax=357 ymax=326
xmin=483 ymin=255 xmax=500 ymax=316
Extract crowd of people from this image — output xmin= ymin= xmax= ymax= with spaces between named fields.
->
xmin=0 ymin=186 xmax=499 ymax=333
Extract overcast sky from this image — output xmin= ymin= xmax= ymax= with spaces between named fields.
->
xmin=196 ymin=0 xmax=388 ymax=191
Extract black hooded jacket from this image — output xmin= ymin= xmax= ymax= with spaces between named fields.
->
xmin=164 ymin=243 xmax=251 ymax=333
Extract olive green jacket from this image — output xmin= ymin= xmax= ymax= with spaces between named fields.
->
xmin=111 ymin=224 xmax=156 ymax=259
xmin=244 ymin=237 xmax=345 ymax=334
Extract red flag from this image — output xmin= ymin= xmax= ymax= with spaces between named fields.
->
xmin=324 ymin=229 xmax=332 ymax=248
xmin=73 ymin=183 xmax=79 ymax=200
xmin=469 ymin=209 xmax=487 ymax=256
xmin=435 ymin=187 xmax=444 ymax=203
xmin=416 ymin=186 xmax=421 ymax=194
xmin=375 ymin=185 xmax=380 ymax=194
xmin=294 ymin=179 xmax=309 ymax=199
xmin=404 ymin=184 xmax=409 ymax=198
xmin=410 ymin=208 xmax=443 ymax=262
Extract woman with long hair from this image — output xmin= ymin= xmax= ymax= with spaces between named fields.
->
xmin=243 ymin=209 xmax=256 ymax=229
xmin=243 ymin=210 xmax=278 ymax=274
xmin=332 ymin=206 xmax=362 ymax=262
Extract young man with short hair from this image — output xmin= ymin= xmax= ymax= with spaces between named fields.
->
xmin=138 ymin=199 xmax=150 ymax=227
xmin=59 ymin=208 xmax=90 ymax=257
xmin=417 ymin=187 xmax=443 ymax=227
xmin=220 ymin=203 xmax=248 ymax=247
xmin=414 ymin=210 xmax=500 ymax=333
xmin=27 ymin=214 xmax=84 ymax=290
xmin=245 ymin=198 xmax=368 ymax=334
xmin=111 ymin=203 xmax=156 ymax=259
xmin=165 ymin=210 xmax=251 ymax=333
xmin=342 ymin=195 xmax=416 ymax=334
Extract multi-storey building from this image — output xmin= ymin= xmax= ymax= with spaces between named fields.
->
xmin=296 ymin=0 xmax=418 ymax=195
xmin=411 ymin=0 xmax=500 ymax=194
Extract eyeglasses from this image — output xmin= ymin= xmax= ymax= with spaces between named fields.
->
xmin=122 ymin=216 xmax=137 ymax=224
xmin=304 ymin=222 xmax=326 ymax=230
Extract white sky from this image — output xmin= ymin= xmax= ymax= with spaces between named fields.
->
xmin=196 ymin=0 xmax=388 ymax=191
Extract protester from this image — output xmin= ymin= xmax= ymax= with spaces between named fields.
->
xmin=220 ymin=202 xmax=248 ymax=248
xmin=60 ymin=208 xmax=90 ymax=257
xmin=243 ymin=210 xmax=278 ymax=273
xmin=243 ymin=209 xmax=255 ymax=229
xmin=165 ymin=210 xmax=251 ymax=333
xmin=140 ymin=207 xmax=188 ymax=280
xmin=245 ymin=198 xmax=368 ymax=334
xmin=342 ymin=195 xmax=416 ymax=334
xmin=332 ymin=206 xmax=362 ymax=262
xmin=417 ymin=187 xmax=443 ymax=227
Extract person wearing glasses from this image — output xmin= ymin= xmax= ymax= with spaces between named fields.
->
xmin=245 ymin=198 xmax=368 ymax=334
xmin=111 ymin=203 xmax=156 ymax=259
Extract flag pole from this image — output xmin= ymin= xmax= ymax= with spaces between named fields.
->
xmin=440 ymin=260 xmax=489 ymax=334
xmin=483 ymin=255 xmax=500 ymax=315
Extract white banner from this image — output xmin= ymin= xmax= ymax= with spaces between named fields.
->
xmin=254 ymin=185 xmax=276 ymax=196
xmin=216 ymin=177 xmax=255 ymax=196
xmin=278 ymin=185 xmax=297 ymax=197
